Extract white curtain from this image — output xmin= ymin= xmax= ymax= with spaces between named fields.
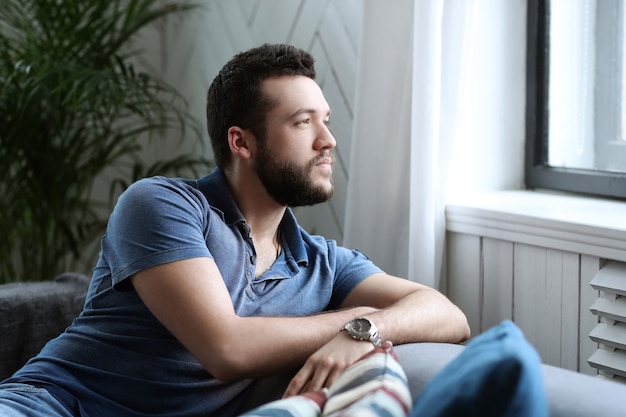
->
xmin=344 ymin=0 xmax=476 ymax=288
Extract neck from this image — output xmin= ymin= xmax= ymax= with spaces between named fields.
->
xmin=223 ymin=166 xmax=286 ymax=242
xmin=223 ymin=164 xmax=286 ymax=278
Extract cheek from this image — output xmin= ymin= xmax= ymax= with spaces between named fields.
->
xmin=265 ymin=128 xmax=315 ymax=162
xmin=270 ymin=141 xmax=302 ymax=162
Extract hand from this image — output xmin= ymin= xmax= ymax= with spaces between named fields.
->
xmin=282 ymin=331 xmax=374 ymax=398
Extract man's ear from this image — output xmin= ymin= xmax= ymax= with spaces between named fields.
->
xmin=228 ymin=126 xmax=254 ymax=160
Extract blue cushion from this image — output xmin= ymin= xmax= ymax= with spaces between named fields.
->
xmin=410 ymin=320 xmax=548 ymax=417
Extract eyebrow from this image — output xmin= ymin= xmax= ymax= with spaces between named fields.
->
xmin=287 ymin=108 xmax=331 ymax=120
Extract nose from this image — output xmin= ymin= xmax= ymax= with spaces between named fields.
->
xmin=315 ymin=123 xmax=336 ymax=150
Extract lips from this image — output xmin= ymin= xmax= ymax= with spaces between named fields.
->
xmin=314 ymin=153 xmax=334 ymax=167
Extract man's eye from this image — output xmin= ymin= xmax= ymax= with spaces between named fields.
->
xmin=297 ymin=118 xmax=311 ymax=125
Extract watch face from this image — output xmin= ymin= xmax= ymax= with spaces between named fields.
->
xmin=343 ymin=317 xmax=381 ymax=347
xmin=352 ymin=318 xmax=371 ymax=335
xmin=343 ymin=318 xmax=381 ymax=347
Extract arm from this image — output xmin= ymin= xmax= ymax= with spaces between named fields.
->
xmin=341 ymin=272 xmax=470 ymax=344
xmin=282 ymin=272 xmax=470 ymax=396
xmin=132 ymin=257 xmax=469 ymax=393
xmin=130 ymin=256 xmax=375 ymax=382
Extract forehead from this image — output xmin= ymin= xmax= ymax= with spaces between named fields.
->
xmin=262 ymin=76 xmax=330 ymax=118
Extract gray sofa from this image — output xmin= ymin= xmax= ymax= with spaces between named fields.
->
xmin=0 ymin=273 xmax=90 ymax=380
xmin=2 ymin=275 xmax=626 ymax=417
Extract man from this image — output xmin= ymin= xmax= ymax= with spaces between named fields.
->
xmin=0 ymin=44 xmax=469 ymax=416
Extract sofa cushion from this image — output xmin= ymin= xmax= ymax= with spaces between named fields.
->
xmin=0 ymin=273 xmax=89 ymax=381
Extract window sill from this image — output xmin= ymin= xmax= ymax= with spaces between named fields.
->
xmin=445 ymin=190 xmax=626 ymax=262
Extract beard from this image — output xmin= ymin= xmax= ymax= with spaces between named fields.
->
xmin=254 ymin=144 xmax=334 ymax=207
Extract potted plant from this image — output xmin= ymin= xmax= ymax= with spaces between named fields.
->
xmin=0 ymin=0 xmax=212 ymax=283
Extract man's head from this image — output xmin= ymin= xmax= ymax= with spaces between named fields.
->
xmin=206 ymin=44 xmax=336 ymax=207
xmin=206 ymin=43 xmax=316 ymax=170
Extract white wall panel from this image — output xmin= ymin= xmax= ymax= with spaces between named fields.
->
xmin=560 ymin=251 xmax=582 ymax=370
xmin=580 ymin=255 xmax=601 ymax=374
xmin=448 ymin=231 xmax=594 ymax=373
xmin=482 ymin=238 xmax=513 ymax=332
xmin=446 ymin=232 xmax=481 ymax=336
xmin=513 ymin=244 xmax=549 ymax=359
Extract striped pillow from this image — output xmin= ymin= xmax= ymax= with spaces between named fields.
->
xmin=239 ymin=391 xmax=327 ymax=417
xmin=322 ymin=341 xmax=412 ymax=417
xmin=239 ymin=341 xmax=410 ymax=417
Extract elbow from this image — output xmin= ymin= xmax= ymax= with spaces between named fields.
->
xmin=211 ymin=367 xmax=241 ymax=383
xmin=454 ymin=310 xmax=471 ymax=343
xmin=202 ymin=343 xmax=250 ymax=383
xmin=208 ymin=361 xmax=245 ymax=383
xmin=458 ymin=319 xmax=471 ymax=343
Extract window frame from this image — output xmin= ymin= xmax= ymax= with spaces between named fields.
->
xmin=525 ymin=0 xmax=626 ymax=199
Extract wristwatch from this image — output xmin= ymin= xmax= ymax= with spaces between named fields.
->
xmin=341 ymin=317 xmax=382 ymax=347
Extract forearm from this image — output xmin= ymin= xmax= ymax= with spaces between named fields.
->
xmin=281 ymin=286 xmax=469 ymax=398
xmin=222 ymin=286 xmax=469 ymax=381
xmin=364 ymin=287 xmax=470 ymax=345
xmin=209 ymin=305 xmax=376 ymax=381
xmin=340 ymin=273 xmax=470 ymax=345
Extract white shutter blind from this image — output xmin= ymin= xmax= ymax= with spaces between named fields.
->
xmin=589 ymin=261 xmax=626 ymax=380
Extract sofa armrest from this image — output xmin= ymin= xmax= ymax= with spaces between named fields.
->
xmin=0 ymin=273 xmax=89 ymax=381
xmin=541 ymin=359 xmax=626 ymax=417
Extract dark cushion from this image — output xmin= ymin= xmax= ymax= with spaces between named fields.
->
xmin=0 ymin=273 xmax=89 ymax=381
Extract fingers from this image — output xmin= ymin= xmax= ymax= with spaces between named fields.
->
xmin=305 ymin=356 xmax=345 ymax=394
xmin=282 ymin=337 xmax=373 ymax=398
xmin=283 ymin=355 xmax=337 ymax=398
xmin=316 ymin=364 xmax=343 ymax=392
xmin=283 ymin=365 xmax=313 ymax=398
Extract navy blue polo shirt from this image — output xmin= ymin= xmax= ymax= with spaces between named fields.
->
xmin=7 ymin=168 xmax=382 ymax=416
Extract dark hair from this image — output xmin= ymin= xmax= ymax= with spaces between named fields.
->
xmin=206 ymin=43 xmax=316 ymax=169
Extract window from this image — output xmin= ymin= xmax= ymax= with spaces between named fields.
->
xmin=526 ymin=0 xmax=626 ymax=199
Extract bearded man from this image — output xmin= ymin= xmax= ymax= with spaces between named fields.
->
xmin=0 ymin=43 xmax=469 ymax=417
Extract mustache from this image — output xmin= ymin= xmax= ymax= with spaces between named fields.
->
xmin=310 ymin=152 xmax=334 ymax=168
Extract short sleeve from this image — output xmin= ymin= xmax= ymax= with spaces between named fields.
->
xmin=102 ymin=177 xmax=212 ymax=287
xmin=328 ymin=246 xmax=383 ymax=309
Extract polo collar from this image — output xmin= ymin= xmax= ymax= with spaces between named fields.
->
xmin=196 ymin=167 xmax=308 ymax=266
xmin=196 ymin=167 xmax=244 ymax=226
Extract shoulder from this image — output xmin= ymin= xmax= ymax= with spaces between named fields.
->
xmin=117 ymin=177 xmax=206 ymax=212
xmin=109 ymin=176 xmax=211 ymax=234
xmin=103 ymin=177 xmax=213 ymax=281
xmin=122 ymin=176 xmax=202 ymax=201
xmin=298 ymin=227 xmax=377 ymax=268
